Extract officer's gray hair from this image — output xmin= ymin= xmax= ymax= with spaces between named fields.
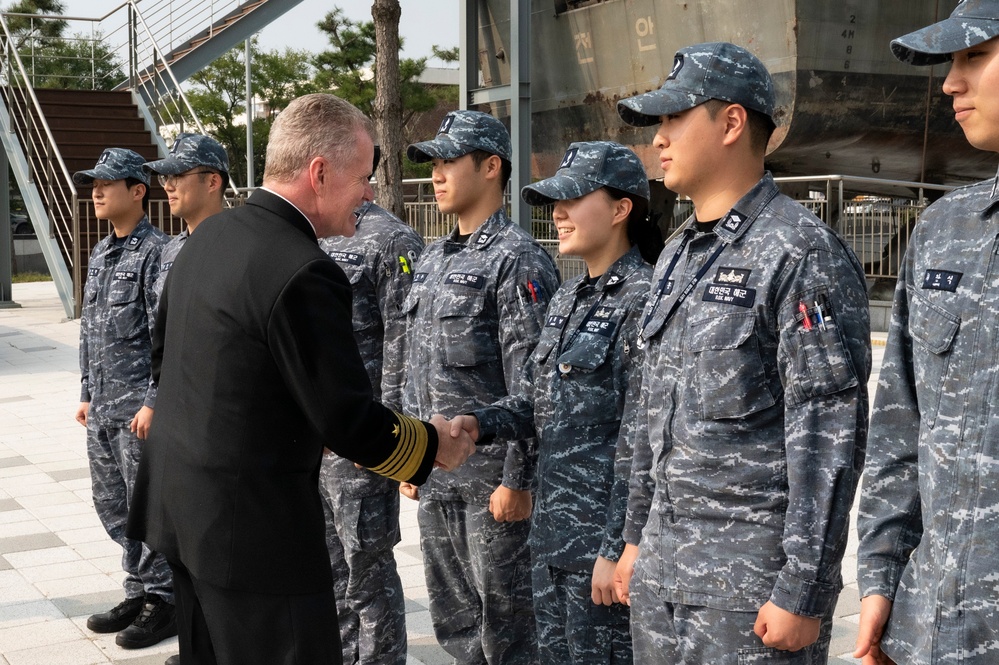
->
xmin=264 ymin=93 xmax=374 ymax=183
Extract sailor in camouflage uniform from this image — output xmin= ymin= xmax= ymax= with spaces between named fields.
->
xmin=73 ymin=149 xmax=176 ymax=649
xmin=401 ymin=110 xmax=560 ymax=664
xmin=318 ymin=200 xmax=424 ymax=665
xmin=613 ymin=43 xmax=871 ymax=663
xmin=144 ymin=132 xmax=229 ymax=295
xmin=454 ymin=141 xmax=661 ymax=664
xmin=855 ymin=6 xmax=999 ymax=664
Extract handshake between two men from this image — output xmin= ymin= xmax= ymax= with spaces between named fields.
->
xmin=427 ymin=413 xmax=480 ymax=471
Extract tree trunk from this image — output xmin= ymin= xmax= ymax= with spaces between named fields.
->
xmin=371 ymin=0 xmax=404 ymax=219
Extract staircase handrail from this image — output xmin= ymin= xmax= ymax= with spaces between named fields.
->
xmin=1 ymin=3 xmax=130 ymax=25
xmin=0 ymin=10 xmax=80 ymax=284
xmin=0 ymin=14 xmax=77 ymax=197
xmin=127 ymin=2 xmax=241 ymax=193
xmin=128 ymin=2 xmax=210 ymax=138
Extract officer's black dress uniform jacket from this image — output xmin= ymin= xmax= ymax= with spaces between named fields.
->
xmin=127 ymin=189 xmax=437 ymax=596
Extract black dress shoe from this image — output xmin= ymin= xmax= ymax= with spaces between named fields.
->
xmin=86 ymin=596 xmax=144 ymax=633
xmin=115 ymin=595 xmax=178 ymax=649
xmin=164 ymin=655 xmax=180 ymax=665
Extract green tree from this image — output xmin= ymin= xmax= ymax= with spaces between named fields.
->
xmin=314 ymin=7 xmax=456 ymax=203
xmin=3 ymin=0 xmax=66 ymax=51
xmin=179 ymin=39 xmax=316 ymax=187
xmin=30 ymin=32 xmax=124 ymax=89
xmin=403 ymin=45 xmax=459 ymax=181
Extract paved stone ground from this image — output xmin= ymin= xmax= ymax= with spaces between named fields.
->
xmin=0 ymin=281 xmax=880 ymax=664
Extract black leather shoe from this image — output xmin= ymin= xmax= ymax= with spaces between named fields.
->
xmin=86 ymin=596 xmax=144 ymax=633
xmin=164 ymin=655 xmax=180 ymax=665
xmin=115 ymin=595 xmax=178 ymax=649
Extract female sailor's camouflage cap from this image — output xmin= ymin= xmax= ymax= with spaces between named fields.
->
xmin=891 ymin=0 xmax=999 ymax=66
xmin=73 ymin=148 xmax=150 ymax=186
xmin=521 ymin=141 xmax=650 ymax=206
xmin=617 ymin=41 xmax=775 ymax=127
xmin=407 ymin=110 xmax=512 ymax=163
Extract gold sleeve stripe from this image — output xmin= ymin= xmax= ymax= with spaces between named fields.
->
xmin=370 ymin=412 xmax=428 ymax=481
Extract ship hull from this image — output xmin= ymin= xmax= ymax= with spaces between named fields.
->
xmin=478 ymin=0 xmax=994 ymax=186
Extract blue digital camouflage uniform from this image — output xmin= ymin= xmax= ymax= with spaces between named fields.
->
xmin=79 ymin=216 xmax=171 ymax=602
xmin=317 ymin=201 xmax=423 ymax=665
xmin=153 ymin=230 xmax=187 ymax=298
xmin=475 ymin=247 xmax=650 ymax=664
xmin=402 ymin=208 xmax=560 ymax=665
xmin=856 ymin=7 xmax=999 ymax=662
xmin=623 ymin=175 xmax=871 ymax=663
xmin=471 ymin=141 xmax=655 ymax=664
xmin=858 ymin=168 xmax=999 ymax=665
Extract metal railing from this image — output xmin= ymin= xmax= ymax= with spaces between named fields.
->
xmin=392 ymin=174 xmax=956 ymax=283
xmin=2 ymin=3 xmax=232 ymax=152
xmin=4 ymin=0 xmax=251 ymax=91
xmin=111 ymin=171 xmax=953 ymax=289
xmin=0 ymin=13 xmax=78 ymax=269
xmin=665 ymin=175 xmax=953 ymax=280
xmin=2 ymin=0 xmax=243 ymax=314
xmin=135 ymin=0 xmax=254 ymax=64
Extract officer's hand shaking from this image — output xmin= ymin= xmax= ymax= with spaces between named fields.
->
xmin=447 ymin=414 xmax=480 ymax=443
xmin=429 ymin=414 xmax=476 ymax=472
xmin=444 ymin=415 xmax=532 ymax=522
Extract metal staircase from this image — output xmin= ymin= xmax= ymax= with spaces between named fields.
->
xmin=0 ymin=0 xmax=303 ymax=318
xmin=133 ymin=0 xmax=302 ymax=86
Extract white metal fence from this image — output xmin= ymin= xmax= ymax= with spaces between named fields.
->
xmin=137 ymin=173 xmax=957 ymax=286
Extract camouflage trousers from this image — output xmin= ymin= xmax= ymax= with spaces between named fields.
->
xmin=532 ymin=561 xmax=632 ymax=664
xmin=418 ymin=498 xmax=538 ymax=665
xmin=629 ymin=573 xmax=833 ymax=664
xmin=86 ymin=423 xmax=173 ymax=602
xmin=318 ymin=480 xmax=405 ymax=665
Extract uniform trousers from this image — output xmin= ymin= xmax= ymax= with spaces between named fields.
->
xmin=418 ymin=498 xmax=538 ymax=665
xmin=168 ymin=559 xmax=341 ymax=665
xmin=86 ymin=423 xmax=172 ymax=602
xmin=319 ymin=485 xmax=406 ymax=665
xmin=532 ymin=561 xmax=632 ymax=664
xmin=629 ymin=573 xmax=833 ymax=664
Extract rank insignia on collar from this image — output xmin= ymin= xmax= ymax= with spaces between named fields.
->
xmin=722 ymin=212 xmax=745 ymax=232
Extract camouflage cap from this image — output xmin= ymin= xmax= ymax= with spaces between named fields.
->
xmin=891 ymin=0 xmax=999 ymax=66
xmin=617 ymin=42 xmax=775 ymax=127
xmin=522 ymin=141 xmax=650 ymax=206
xmin=144 ymin=133 xmax=229 ymax=176
xmin=407 ymin=110 xmax=512 ymax=163
xmin=73 ymin=148 xmax=149 ymax=186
